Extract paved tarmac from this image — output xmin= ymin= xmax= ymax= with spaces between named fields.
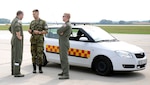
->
xmin=0 ymin=31 xmax=150 ymax=85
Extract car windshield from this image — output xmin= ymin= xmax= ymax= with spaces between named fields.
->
xmin=84 ymin=26 xmax=116 ymax=42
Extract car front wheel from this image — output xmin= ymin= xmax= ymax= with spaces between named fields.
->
xmin=93 ymin=56 xmax=113 ymax=76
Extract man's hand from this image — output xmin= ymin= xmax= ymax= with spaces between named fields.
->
xmin=16 ymin=32 xmax=22 ymax=40
xmin=28 ymin=29 xmax=32 ymax=34
xmin=18 ymin=36 xmax=22 ymax=40
xmin=60 ymin=32 xmax=63 ymax=35
xmin=29 ymin=30 xmax=47 ymax=35
xmin=33 ymin=30 xmax=39 ymax=34
xmin=41 ymin=30 xmax=47 ymax=34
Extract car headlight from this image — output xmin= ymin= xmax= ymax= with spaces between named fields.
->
xmin=115 ymin=51 xmax=133 ymax=58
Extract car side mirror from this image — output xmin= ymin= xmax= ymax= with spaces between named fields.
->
xmin=79 ymin=37 xmax=88 ymax=41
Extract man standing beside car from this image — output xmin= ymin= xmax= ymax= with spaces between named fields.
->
xmin=9 ymin=10 xmax=24 ymax=77
xmin=57 ymin=13 xmax=72 ymax=79
xmin=28 ymin=9 xmax=48 ymax=73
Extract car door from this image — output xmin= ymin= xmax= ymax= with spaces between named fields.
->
xmin=44 ymin=27 xmax=60 ymax=62
xmin=68 ymin=28 xmax=93 ymax=67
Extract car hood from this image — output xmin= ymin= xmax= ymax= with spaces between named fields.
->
xmin=98 ymin=41 xmax=144 ymax=53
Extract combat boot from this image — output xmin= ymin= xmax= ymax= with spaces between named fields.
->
xmin=14 ymin=74 xmax=24 ymax=77
xmin=33 ymin=63 xmax=36 ymax=73
xmin=39 ymin=65 xmax=43 ymax=73
xmin=58 ymin=72 xmax=63 ymax=76
xmin=59 ymin=76 xmax=69 ymax=79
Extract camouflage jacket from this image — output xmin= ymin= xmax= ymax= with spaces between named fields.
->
xmin=29 ymin=19 xmax=48 ymax=43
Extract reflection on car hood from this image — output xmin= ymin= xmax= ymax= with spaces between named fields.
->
xmin=98 ymin=41 xmax=144 ymax=53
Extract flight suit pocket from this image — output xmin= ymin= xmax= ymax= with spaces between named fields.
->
xmin=30 ymin=36 xmax=36 ymax=44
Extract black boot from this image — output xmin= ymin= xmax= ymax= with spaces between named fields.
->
xmin=33 ymin=63 xmax=36 ymax=73
xmin=11 ymin=70 xmax=14 ymax=75
xmin=39 ymin=65 xmax=43 ymax=73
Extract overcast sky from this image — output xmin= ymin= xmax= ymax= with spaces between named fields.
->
xmin=0 ymin=0 xmax=149 ymax=22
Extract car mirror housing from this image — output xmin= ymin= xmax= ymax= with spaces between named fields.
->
xmin=79 ymin=37 xmax=88 ymax=41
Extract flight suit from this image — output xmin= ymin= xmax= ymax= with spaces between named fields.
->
xmin=57 ymin=21 xmax=72 ymax=76
xmin=9 ymin=17 xmax=23 ymax=75
xmin=29 ymin=19 xmax=48 ymax=73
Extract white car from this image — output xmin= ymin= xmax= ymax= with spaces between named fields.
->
xmin=43 ymin=24 xmax=147 ymax=76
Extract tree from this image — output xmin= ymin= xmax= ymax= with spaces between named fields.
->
xmin=99 ymin=19 xmax=113 ymax=24
xmin=119 ymin=20 xmax=126 ymax=24
xmin=0 ymin=18 xmax=10 ymax=24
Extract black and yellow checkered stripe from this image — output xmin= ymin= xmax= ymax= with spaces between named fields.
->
xmin=46 ymin=45 xmax=90 ymax=58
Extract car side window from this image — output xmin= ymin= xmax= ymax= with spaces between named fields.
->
xmin=45 ymin=28 xmax=58 ymax=39
xmin=70 ymin=28 xmax=88 ymax=41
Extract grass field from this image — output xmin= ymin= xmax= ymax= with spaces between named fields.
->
xmin=0 ymin=25 xmax=29 ymax=30
xmin=0 ymin=25 xmax=150 ymax=34
xmin=99 ymin=26 xmax=150 ymax=34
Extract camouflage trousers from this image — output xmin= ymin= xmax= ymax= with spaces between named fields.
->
xmin=31 ymin=42 xmax=44 ymax=65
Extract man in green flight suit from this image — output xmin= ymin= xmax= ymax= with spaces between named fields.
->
xmin=57 ymin=13 xmax=72 ymax=79
xmin=9 ymin=10 xmax=24 ymax=77
xmin=28 ymin=9 xmax=48 ymax=73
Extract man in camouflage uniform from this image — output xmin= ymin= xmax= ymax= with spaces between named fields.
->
xmin=28 ymin=9 xmax=48 ymax=73
xmin=57 ymin=13 xmax=72 ymax=79
xmin=9 ymin=11 xmax=24 ymax=77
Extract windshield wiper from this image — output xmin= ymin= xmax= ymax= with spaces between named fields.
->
xmin=97 ymin=39 xmax=118 ymax=42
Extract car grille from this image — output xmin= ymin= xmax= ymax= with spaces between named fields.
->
xmin=135 ymin=53 xmax=145 ymax=58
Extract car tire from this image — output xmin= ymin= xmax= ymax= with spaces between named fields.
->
xmin=93 ymin=56 xmax=113 ymax=76
xmin=42 ymin=52 xmax=48 ymax=66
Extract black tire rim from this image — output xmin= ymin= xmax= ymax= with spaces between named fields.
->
xmin=97 ymin=61 xmax=107 ymax=72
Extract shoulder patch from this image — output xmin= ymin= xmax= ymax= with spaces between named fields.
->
xmin=18 ymin=20 xmax=22 ymax=24
xmin=45 ymin=24 xmax=48 ymax=29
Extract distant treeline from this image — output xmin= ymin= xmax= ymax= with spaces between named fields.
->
xmin=99 ymin=19 xmax=150 ymax=25
xmin=46 ymin=19 xmax=150 ymax=25
xmin=0 ymin=18 xmax=10 ymax=24
xmin=1 ymin=18 xmax=150 ymax=25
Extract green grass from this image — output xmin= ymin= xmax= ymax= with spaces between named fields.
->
xmin=99 ymin=26 xmax=150 ymax=34
xmin=0 ymin=25 xmax=29 ymax=31
xmin=0 ymin=25 xmax=150 ymax=34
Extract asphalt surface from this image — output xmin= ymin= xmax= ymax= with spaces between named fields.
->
xmin=0 ymin=31 xmax=150 ymax=85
